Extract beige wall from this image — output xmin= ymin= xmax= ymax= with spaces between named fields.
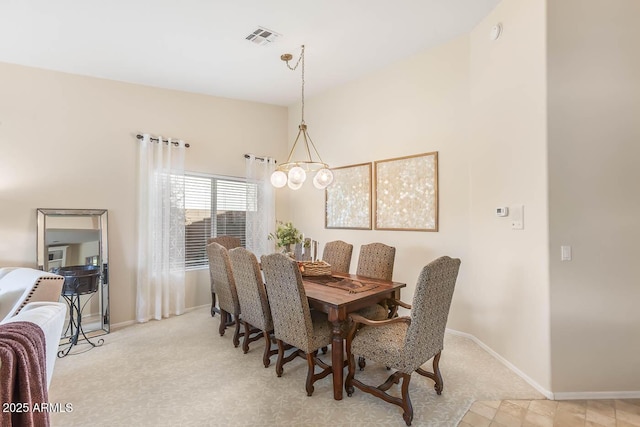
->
xmin=547 ymin=0 xmax=640 ymax=393
xmin=468 ymin=0 xmax=550 ymax=391
xmin=285 ymin=0 xmax=552 ymax=393
xmin=0 ymin=62 xmax=288 ymax=325
xmin=285 ymin=35 xmax=472 ymax=333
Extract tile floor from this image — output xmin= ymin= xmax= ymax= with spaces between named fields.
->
xmin=458 ymin=399 xmax=640 ymax=427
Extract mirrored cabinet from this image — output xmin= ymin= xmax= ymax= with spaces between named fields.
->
xmin=37 ymin=209 xmax=109 ymax=354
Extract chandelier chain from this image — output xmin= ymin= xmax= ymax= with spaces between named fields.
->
xmin=283 ymin=45 xmax=306 ymax=124
xmin=301 ymin=45 xmax=305 ymax=124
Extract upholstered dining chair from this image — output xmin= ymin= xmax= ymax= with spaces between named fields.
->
xmin=321 ymin=240 xmax=353 ymax=274
xmin=207 ymin=236 xmax=242 ymax=317
xmin=228 ymin=247 xmax=277 ymax=367
xmin=356 ymin=242 xmax=396 ymax=281
xmin=354 ymin=242 xmax=397 ymax=322
xmin=345 ymin=256 xmax=461 ymax=426
xmin=206 ymin=242 xmax=242 ymax=347
xmin=260 ymin=252 xmax=333 ymax=396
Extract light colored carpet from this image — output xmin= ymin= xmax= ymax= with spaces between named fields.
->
xmin=49 ymin=307 xmax=543 ymax=426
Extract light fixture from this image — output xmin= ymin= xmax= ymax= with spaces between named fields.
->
xmin=270 ymin=45 xmax=333 ymax=190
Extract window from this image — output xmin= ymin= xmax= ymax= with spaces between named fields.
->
xmin=184 ymin=173 xmax=255 ymax=269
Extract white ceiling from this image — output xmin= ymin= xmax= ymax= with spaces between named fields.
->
xmin=0 ymin=0 xmax=500 ymax=106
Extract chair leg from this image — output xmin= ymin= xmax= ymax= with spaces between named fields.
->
xmin=400 ymin=373 xmax=414 ymax=426
xmin=275 ymin=339 xmax=286 ymax=377
xmin=242 ymin=321 xmax=251 ymax=354
xmin=305 ymin=353 xmax=316 ymax=396
xmin=232 ymin=314 xmax=241 ymax=348
xmin=416 ymin=351 xmax=444 ymax=395
xmin=262 ymin=331 xmax=277 ymax=368
xmin=218 ymin=309 xmax=228 ymax=336
xmin=346 ymin=349 xmax=356 ymax=396
xmin=304 ymin=350 xmax=332 ymax=397
xmin=210 ymin=291 xmax=217 ymax=317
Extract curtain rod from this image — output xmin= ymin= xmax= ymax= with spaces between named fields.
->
xmin=244 ymin=154 xmax=276 ymax=163
xmin=136 ymin=134 xmax=190 ymax=148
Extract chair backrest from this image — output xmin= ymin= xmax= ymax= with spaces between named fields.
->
xmin=207 ymin=235 xmax=242 ymax=250
xmin=404 ymin=256 xmax=461 ymax=369
xmin=322 ymin=240 xmax=353 ymax=274
xmin=206 ymin=242 xmax=240 ymax=315
xmin=228 ymin=247 xmax=273 ymax=332
xmin=356 ymin=242 xmax=396 ymax=281
xmin=260 ymin=253 xmax=315 ymax=353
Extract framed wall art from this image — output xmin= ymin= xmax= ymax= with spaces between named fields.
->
xmin=374 ymin=152 xmax=438 ymax=231
xmin=325 ymin=162 xmax=372 ymax=230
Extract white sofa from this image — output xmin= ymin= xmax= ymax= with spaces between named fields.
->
xmin=0 ymin=267 xmax=66 ymax=389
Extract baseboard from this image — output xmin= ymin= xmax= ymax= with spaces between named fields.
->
xmin=446 ymin=329 xmax=640 ymax=400
xmin=111 ymin=319 xmax=136 ymax=331
xmin=111 ymin=304 xmax=210 ymax=331
xmin=446 ymin=328 xmax=554 ymax=399
xmin=553 ymin=391 xmax=640 ymax=400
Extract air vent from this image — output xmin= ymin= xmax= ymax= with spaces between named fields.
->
xmin=245 ymin=27 xmax=281 ymax=46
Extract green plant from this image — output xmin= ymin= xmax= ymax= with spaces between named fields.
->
xmin=268 ymin=221 xmax=304 ymax=249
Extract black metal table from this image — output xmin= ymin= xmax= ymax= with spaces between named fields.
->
xmin=56 ymin=265 xmax=104 ymax=357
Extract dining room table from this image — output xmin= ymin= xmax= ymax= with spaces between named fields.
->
xmin=301 ymin=272 xmax=406 ymax=400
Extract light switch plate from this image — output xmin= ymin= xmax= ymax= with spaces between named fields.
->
xmin=561 ymin=245 xmax=572 ymax=261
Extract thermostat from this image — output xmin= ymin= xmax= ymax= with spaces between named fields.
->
xmin=496 ymin=207 xmax=509 ymax=217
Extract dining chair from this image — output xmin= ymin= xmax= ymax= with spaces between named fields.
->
xmin=321 ymin=240 xmax=353 ymax=274
xmin=207 ymin=236 xmax=242 ymax=317
xmin=228 ymin=247 xmax=277 ymax=367
xmin=345 ymin=256 xmax=461 ymax=426
xmin=354 ymin=242 xmax=397 ymax=322
xmin=206 ymin=242 xmax=242 ymax=347
xmin=356 ymin=242 xmax=396 ymax=281
xmin=260 ymin=252 xmax=333 ymax=396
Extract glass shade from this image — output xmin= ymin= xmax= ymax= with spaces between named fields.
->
xmin=288 ymin=166 xmax=307 ymax=185
xmin=270 ymin=170 xmax=287 ymax=188
xmin=313 ymin=168 xmax=334 ymax=189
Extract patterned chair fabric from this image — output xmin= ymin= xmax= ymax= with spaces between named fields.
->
xmin=321 ymin=240 xmax=353 ymax=274
xmin=228 ymin=248 xmax=272 ymax=332
xmin=356 ymin=242 xmax=396 ymax=281
xmin=260 ymin=253 xmax=333 ymax=396
xmin=355 ymin=242 xmax=396 ymax=322
xmin=345 ymin=256 xmax=461 ymax=426
xmin=228 ymin=247 xmax=277 ymax=367
xmin=206 ymin=242 xmax=241 ymax=346
xmin=260 ymin=253 xmax=331 ymax=353
xmin=207 ymin=235 xmax=242 ymax=317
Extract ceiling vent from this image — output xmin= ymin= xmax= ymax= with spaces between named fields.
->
xmin=245 ymin=27 xmax=281 ymax=46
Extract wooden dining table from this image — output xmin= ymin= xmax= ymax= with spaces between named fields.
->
xmin=302 ymin=272 xmax=406 ymax=400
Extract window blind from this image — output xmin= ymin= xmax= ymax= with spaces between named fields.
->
xmin=184 ymin=174 xmax=250 ymax=269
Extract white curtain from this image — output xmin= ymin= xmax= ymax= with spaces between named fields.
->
xmin=136 ymin=134 xmax=186 ymax=322
xmin=245 ymin=154 xmax=276 ymax=259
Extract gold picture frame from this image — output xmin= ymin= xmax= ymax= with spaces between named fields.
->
xmin=374 ymin=152 xmax=438 ymax=231
xmin=325 ymin=162 xmax=372 ymax=230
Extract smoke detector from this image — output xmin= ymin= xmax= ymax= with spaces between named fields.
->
xmin=245 ymin=27 xmax=281 ymax=46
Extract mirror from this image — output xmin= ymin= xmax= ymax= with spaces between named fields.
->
xmin=37 ymin=209 xmax=109 ymax=344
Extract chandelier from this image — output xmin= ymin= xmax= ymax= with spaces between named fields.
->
xmin=270 ymin=45 xmax=334 ymax=190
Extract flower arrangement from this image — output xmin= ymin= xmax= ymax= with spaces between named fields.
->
xmin=268 ymin=221 xmax=304 ymax=251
